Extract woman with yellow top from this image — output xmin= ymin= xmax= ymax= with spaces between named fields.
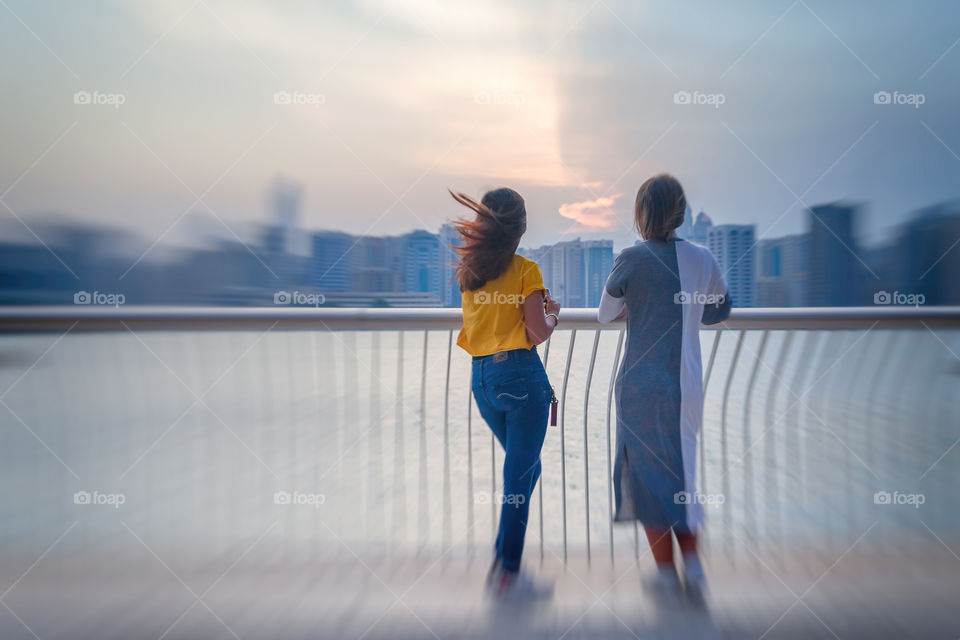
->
xmin=451 ymin=187 xmax=560 ymax=600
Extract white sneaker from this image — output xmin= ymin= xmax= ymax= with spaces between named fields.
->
xmin=643 ymin=566 xmax=683 ymax=602
xmin=490 ymin=568 xmax=554 ymax=601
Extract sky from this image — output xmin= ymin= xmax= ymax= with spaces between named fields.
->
xmin=1 ymin=0 xmax=959 ymax=254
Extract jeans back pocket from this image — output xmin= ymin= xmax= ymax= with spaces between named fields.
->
xmin=490 ymin=376 xmax=529 ymax=410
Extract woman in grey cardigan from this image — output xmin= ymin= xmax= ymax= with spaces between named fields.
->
xmin=598 ymin=174 xmax=731 ymax=597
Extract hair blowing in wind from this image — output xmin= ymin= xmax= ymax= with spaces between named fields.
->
xmin=449 ymin=188 xmax=527 ymax=291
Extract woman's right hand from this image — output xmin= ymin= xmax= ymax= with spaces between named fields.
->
xmin=544 ymin=296 xmax=561 ymax=316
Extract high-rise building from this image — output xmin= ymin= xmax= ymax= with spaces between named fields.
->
xmin=691 ymin=211 xmax=713 ymax=245
xmin=438 ymin=224 xmax=462 ymax=307
xmin=262 ymin=178 xmax=306 ymax=284
xmin=757 ymin=234 xmax=809 ymax=307
xmin=677 ymin=202 xmax=694 ymax=240
xmin=583 ymin=240 xmax=614 ymax=306
xmin=898 ymin=201 xmax=960 ymax=305
xmin=520 ymin=238 xmax=612 ymax=307
xmin=402 ymin=230 xmax=442 ymax=302
xmin=808 ymin=204 xmax=860 ymax=306
xmin=312 ymin=231 xmax=354 ymax=292
xmin=264 ymin=177 xmax=303 ymax=254
xmin=707 ymin=224 xmax=755 ymax=308
xmin=353 ymin=236 xmax=403 ymax=292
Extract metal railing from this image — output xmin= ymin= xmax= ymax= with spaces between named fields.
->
xmin=1 ymin=306 xmax=958 ymax=567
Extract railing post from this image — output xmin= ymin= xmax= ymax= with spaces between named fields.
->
xmin=466 ymin=366 xmax=474 ymax=550
xmin=418 ymin=330 xmax=429 ymax=553
xmin=720 ymin=330 xmax=745 ymax=555
xmin=560 ymin=330 xmax=577 ymax=564
xmin=582 ymin=329 xmax=601 ymax=566
xmin=700 ymin=328 xmax=723 ymax=550
xmin=539 ymin=336 xmax=551 ymax=564
xmin=442 ymin=330 xmax=453 ymax=552
xmin=393 ymin=331 xmax=406 ymax=548
xmin=743 ymin=330 xmax=769 ymax=548
xmin=765 ymin=330 xmax=794 ymax=552
xmin=606 ymin=329 xmax=624 ymax=566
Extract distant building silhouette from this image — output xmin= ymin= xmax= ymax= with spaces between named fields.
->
xmin=691 ymin=211 xmax=713 ymax=245
xmin=438 ymin=224 xmax=462 ymax=307
xmin=898 ymin=201 xmax=960 ymax=305
xmin=520 ymin=238 xmax=612 ymax=307
xmin=583 ymin=240 xmax=614 ymax=306
xmin=757 ymin=234 xmax=809 ymax=307
xmin=402 ymin=230 xmax=442 ymax=303
xmin=808 ymin=204 xmax=860 ymax=306
xmin=707 ymin=224 xmax=755 ymax=308
xmin=312 ymin=231 xmax=354 ymax=292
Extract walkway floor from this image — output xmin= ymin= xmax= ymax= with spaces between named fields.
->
xmin=2 ymin=545 xmax=958 ymax=639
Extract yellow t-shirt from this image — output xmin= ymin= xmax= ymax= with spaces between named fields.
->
xmin=457 ymin=254 xmax=546 ymax=357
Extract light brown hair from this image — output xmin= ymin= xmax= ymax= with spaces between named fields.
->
xmin=634 ymin=173 xmax=686 ymax=241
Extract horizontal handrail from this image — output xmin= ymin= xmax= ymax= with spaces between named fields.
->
xmin=0 ymin=305 xmax=958 ymax=333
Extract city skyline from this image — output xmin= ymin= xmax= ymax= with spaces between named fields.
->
xmin=3 ymin=190 xmax=958 ymax=308
xmin=3 ymin=1 xmax=960 ymax=254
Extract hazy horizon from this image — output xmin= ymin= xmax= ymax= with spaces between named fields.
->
xmin=3 ymin=0 xmax=960 ymax=259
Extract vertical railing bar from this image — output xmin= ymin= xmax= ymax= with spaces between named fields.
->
xmin=369 ymin=332 xmax=381 ymax=543
xmin=814 ymin=330 xmax=844 ymax=551
xmin=393 ymin=331 xmax=406 ymax=548
xmin=467 ymin=366 xmax=475 ymax=551
xmin=310 ymin=330 xmax=322 ymax=561
xmin=742 ymin=330 xmax=769 ymax=550
xmin=765 ymin=330 xmax=794 ymax=553
xmin=559 ymin=329 xmax=577 ymax=564
xmin=582 ymin=329 xmax=601 ymax=566
xmin=442 ymin=330 xmax=453 ymax=552
xmin=843 ymin=330 xmax=870 ymax=545
xmin=785 ymin=331 xmax=819 ymax=554
xmin=720 ymin=330 xmax=745 ymax=556
xmin=539 ymin=335 xmax=550 ymax=564
xmin=700 ymin=328 xmax=722 ymax=550
xmin=606 ymin=329 xmax=625 ymax=567
xmin=418 ymin=330 xmax=429 ymax=553
xmin=799 ymin=332 xmax=826 ymax=550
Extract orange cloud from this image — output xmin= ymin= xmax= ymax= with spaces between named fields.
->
xmin=558 ymin=194 xmax=623 ymax=232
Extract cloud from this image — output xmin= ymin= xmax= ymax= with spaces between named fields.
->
xmin=558 ymin=194 xmax=623 ymax=232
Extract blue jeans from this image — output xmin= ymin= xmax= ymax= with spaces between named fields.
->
xmin=471 ymin=347 xmax=552 ymax=571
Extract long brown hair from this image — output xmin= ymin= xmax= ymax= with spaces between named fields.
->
xmin=449 ymin=188 xmax=527 ymax=291
xmin=634 ymin=173 xmax=686 ymax=241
